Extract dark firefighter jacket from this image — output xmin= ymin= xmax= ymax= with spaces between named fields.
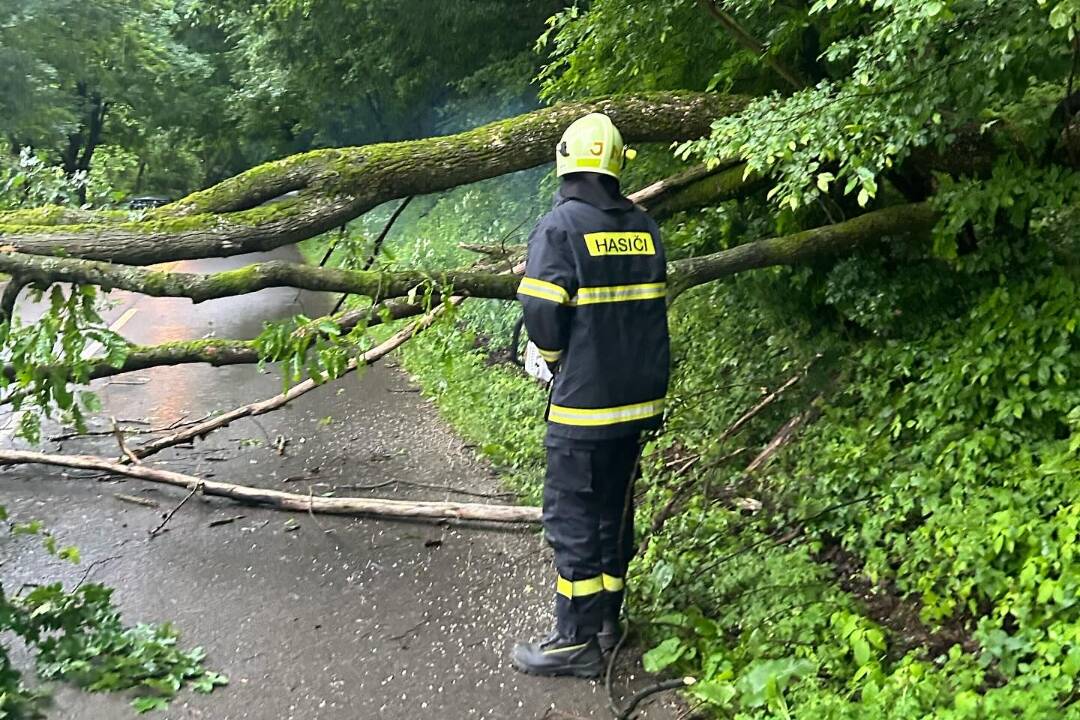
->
xmin=518 ymin=175 xmax=670 ymax=441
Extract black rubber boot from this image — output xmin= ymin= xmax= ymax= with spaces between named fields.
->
xmin=511 ymin=631 xmax=603 ymax=678
xmin=597 ymin=618 xmax=623 ymax=653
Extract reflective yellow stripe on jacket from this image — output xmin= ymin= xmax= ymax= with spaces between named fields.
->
xmin=549 ymin=398 xmax=665 ymax=427
xmin=518 ymin=277 xmax=571 ymax=305
xmin=573 ymin=282 xmax=665 ymax=306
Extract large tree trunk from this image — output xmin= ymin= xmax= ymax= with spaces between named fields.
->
xmin=0 ymin=93 xmax=749 ymax=265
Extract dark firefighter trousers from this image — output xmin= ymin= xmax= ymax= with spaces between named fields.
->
xmin=543 ymin=434 xmax=641 ymax=641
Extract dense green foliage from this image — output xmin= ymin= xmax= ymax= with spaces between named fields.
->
xmin=3 ymin=0 xmax=1080 ymax=717
xmin=0 ymin=0 xmax=563 ymax=199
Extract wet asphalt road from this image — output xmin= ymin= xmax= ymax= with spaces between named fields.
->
xmin=0 ymin=248 xmax=677 ymax=719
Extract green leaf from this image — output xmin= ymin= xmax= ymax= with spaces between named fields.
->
xmin=642 ymin=637 xmax=685 ymax=673
xmin=58 ymin=546 xmax=81 ymax=564
xmin=690 ymin=680 xmax=736 ymax=707
xmin=852 ymin=635 xmax=871 ymax=666
xmin=131 ymin=697 xmax=170 ymax=714
xmin=1049 ymin=3 xmax=1071 ymax=28
xmin=13 ymin=520 xmax=43 ymax=536
xmin=1063 ymin=646 xmax=1080 ymax=677
xmin=651 ymin=561 xmax=675 ymax=591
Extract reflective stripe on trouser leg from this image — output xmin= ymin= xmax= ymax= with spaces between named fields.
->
xmin=602 ymin=574 xmax=624 ymax=592
xmin=557 ymin=575 xmax=605 ymax=598
xmin=544 ymin=444 xmax=606 ymax=640
xmin=543 ymin=436 xmax=642 ymax=639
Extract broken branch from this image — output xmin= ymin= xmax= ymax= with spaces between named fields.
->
xmin=131 ymin=296 xmax=466 ymax=460
xmin=110 ymin=416 xmax=142 ymax=464
xmin=717 ymin=355 xmax=819 ymax=444
xmin=0 ymin=449 xmax=542 ymax=524
xmin=149 ymin=482 xmax=201 ymax=538
xmin=744 ymin=398 xmax=824 ymax=474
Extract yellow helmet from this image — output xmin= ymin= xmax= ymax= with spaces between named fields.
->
xmin=555 ymin=113 xmax=636 ymax=179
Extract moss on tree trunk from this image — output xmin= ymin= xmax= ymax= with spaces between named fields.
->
xmin=0 ymin=92 xmax=749 ymax=265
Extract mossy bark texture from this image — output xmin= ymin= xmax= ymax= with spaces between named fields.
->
xmin=0 ymin=202 xmax=937 ymax=305
xmin=0 ymin=92 xmax=748 ymax=265
xmin=0 ymin=252 xmax=522 ymax=303
xmin=667 ymin=202 xmax=941 ymax=298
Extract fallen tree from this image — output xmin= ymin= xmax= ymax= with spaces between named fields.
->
xmin=0 ymin=93 xmax=749 ymax=264
xmin=0 ymin=201 xmax=937 ymax=305
xmin=0 ymin=86 xmax=1066 ymax=489
xmin=0 ymin=201 xmax=938 ymax=395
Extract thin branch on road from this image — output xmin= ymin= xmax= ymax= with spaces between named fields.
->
xmin=307 ymin=484 xmax=337 ymax=537
xmin=114 ymin=493 xmax=160 ymax=508
xmin=150 ymin=482 xmax=202 ymax=538
xmin=129 ymin=296 xmax=466 ymax=461
xmin=208 ymin=514 xmax=244 ymax=527
xmin=73 ymin=554 xmax=123 ymax=591
xmin=385 ymin=613 xmax=431 ymax=642
xmin=111 ymin=416 xmax=142 ymax=465
xmin=49 ymin=413 xmax=208 ymax=441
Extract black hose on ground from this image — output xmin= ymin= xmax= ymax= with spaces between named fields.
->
xmin=604 ymin=441 xmax=695 ymax=719
xmin=510 ymin=314 xmax=526 ymax=367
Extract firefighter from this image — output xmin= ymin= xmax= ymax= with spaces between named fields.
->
xmin=511 ymin=113 xmax=670 ymax=678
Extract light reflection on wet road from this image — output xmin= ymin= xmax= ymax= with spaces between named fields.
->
xmin=0 ymin=247 xmax=677 ymax=719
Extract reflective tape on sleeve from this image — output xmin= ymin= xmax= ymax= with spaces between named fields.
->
xmin=536 ymin=346 xmax=563 ymax=363
xmin=548 ymin=398 xmax=665 ymax=428
xmin=518 ymin=277 xmax=571 ymax=305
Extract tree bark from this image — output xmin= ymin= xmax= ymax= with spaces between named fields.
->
xmin=648 ymin=164 xmax=765 ymax=219
xmin=0 ymin=202 xmax=938 ymax=305
xmin=0 ymin=252 xmax=522 ymax=304
xmin=667 ymin=202 xmax=940 ymax=297
xmin=0 ymin=93 xmax=749 ymax=265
